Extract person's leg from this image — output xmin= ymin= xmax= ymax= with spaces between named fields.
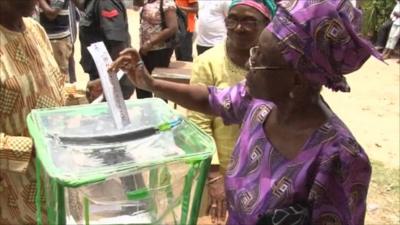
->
xmin=157 ymin=47 xmax=173 ymax=103
xmin=50 ymin=36 xmax=73 ymax=82
xmin=136 ymin=48 xmax=174 ymax=100
xmin=157 ymin=48 xmax=174 ymax=67
xmin=175 ymin=32 xmax=193 ymax=61
xmin=196 ymin=45 xmax=212 ymax=56
xmin=68 ymin=47 xmax=77 ymax=83
xmin=375 ymin=20 xmax=393 ymax=50
xmin=136 ymin=51 xmax=157 ymax=99
xmin=384 ymin=25 xmax=400 ymax=59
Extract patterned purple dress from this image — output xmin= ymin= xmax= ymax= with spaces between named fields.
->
xmin=208 ymin=83 xmax=371 ymax=225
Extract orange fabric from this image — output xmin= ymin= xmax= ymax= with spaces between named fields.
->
xmin=175 ymin=0 xmax=197 ymax=32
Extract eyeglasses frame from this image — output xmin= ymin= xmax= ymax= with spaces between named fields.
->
xmin=248 ymin=46 xmax=287 ymax=71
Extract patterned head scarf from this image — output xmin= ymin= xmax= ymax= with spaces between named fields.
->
xmin=230 ymin=0 xmax=277 ymax=20
xmin=267 ymin=0 xmax=382 ymax=92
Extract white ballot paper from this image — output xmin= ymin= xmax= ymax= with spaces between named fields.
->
xmin=87 ymin=42 xmax=130 ymax=129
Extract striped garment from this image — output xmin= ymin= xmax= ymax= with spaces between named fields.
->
xmin=40 ymin=0 xmax=71 ymax=40
xmin=0 ymin=17 xmax=65 ymax=225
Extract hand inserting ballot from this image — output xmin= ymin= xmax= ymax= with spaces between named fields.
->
xmin=108 ymin=48 xmax=154 ymax=93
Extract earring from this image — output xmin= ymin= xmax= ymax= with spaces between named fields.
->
xmin=289 ymin=91 xmax=295 ymax=99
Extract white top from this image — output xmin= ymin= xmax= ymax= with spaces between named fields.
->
xmin=196 ymin=0 xmax=231 ymax=47
xmin=391 ymin=1 xmax=400 ymax=25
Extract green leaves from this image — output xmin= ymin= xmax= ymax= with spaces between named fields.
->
xmin=362 ymin=0 xmax=396 ymax=37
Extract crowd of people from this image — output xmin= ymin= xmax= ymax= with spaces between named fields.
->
xmin=0 ymin=0 xmax=389 ymax=224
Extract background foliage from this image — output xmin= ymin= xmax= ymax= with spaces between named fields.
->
xmin=361 ymin=0 xmax=397 ymax=39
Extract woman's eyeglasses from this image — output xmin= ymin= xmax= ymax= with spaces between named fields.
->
xmin=248 ymin=46 xmax=286 ymax=71
xmin=225 ymin=17 xmax=262 ymax=31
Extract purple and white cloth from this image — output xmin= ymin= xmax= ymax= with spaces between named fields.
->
xmin=267 ymin=0 xmax=382 ymax=92
xmin=208 ymin=83 xmax=371 ymax=225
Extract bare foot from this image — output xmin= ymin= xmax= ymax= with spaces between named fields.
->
xmin=383 ymin=52 xmax=392 ymax=60
xmin=382 ymin=49 xmax=393 ymax=60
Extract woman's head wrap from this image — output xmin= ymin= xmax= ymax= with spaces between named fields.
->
xmin=267 ymin=0 xmax=382 ymax=92
xmin=230 ymin=0 xmax=277 ymax=20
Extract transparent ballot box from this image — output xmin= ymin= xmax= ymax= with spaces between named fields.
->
xmin=27 ymin=99 xmax=215 ymax=225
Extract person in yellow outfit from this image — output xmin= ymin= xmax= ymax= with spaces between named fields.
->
xmin=187 ymin=0 xmax=276 ymax=224
xmin=0 ymin=0 xmax=65 ymax=224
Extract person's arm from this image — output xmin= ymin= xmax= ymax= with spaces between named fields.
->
xmin=109 ymin=48 xmax=213 ymax=115
xmin=178 ymin=1 xmax=198 ymax=14
xmin=110 ymin=48 xmax=251 ymax=121
xmin=187 ymin=56 xmax=215 ymax=136
xmin=152 ymin=74 xmax=212 ymax=114
xmin=133 ymin=0 xmax=145 ymax=7
xmin=71 ymin=0 xmax=85 ymax=11
xmin=141 ymin=7 xmax=178 ymax=55
xmin=38 ymin=0 xmax=62 ymax=20
xmin=0 ymin=133 xmax=34 ymax=173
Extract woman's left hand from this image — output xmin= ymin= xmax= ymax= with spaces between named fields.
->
xmin=86 ymin=79 xmax=103 ymax=103
xmin=140 ymin=40 xmax=152 ymax=56
xmin=207 ymin=171 xmax=227 ymax=225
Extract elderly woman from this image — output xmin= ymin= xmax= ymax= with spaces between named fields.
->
xmin=0 ymin=0 xmax=65 ymax=224
xmin=110 ymin=0 xmax=380 ymax=224
xmin=188 ymin=0 xmax=276 ymax=223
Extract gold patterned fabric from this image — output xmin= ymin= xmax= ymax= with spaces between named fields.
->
xmin=0 ymin=17 xmax=64 ymax=225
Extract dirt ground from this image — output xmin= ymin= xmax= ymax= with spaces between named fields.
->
xmin=72 ymin=10 xmax=400 ymax=225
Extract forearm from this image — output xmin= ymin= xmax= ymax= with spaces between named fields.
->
xmin=178 ymin=3 xmax=198 ymax=13
xmin=0 ymin=133 xmax=33 ymax=173
xmin=148 ymin=27 xmax=177 ymax=46
xmin=111 ymin=48 xmax=212 ymax=113
xmin=151 ymin=79 xmax=213 ymax=115
xmin=38 ymin=0 xmax=60 ymax=20
xmin=71 ymin=0 xmax=85 ymax=11
xmin=146 ymin=9 xmax=178 ymax=47
xmin=133 ymin=0 xmax=144 ymax=7
xmin=179 ymin=6 xmax=197 ymax=13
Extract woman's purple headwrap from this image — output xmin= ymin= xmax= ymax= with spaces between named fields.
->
xmin=230 ymin=0 xmax=277 ymax=20
xmin=267 ymin=0 xmax=382 ymax=92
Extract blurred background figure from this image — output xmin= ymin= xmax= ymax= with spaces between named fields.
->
xmin=67 ymin=0 xmax=79 ymax=83
xmin=175 ymin=0 xmax=198 ymax=61
xmin=375 ymin=0 xmax=400 ymax=53
xmin=382 ymin=0 xmax=400 ymax=61
xmin=195 ymin=0 xmax=230 ymax=56
xmin=39 ymin=0 xmax=74 ymax=82
xmin=134 ymin=0 xmax=178 ymax=99
xmin=79 ymin=0 xmax=135 ymax=101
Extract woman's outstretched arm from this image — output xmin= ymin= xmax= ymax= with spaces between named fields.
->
xmin=109 ymin=48 xmax=214 ymax=115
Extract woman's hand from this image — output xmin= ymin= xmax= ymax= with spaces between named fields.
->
xmin=86 ymin=79 xmax=102 ymax=103
xmin=140 ymin=40 xmax=153 ymax=56
xmin=109 ymin=48 xmax=154 ymax=91
xmin=207 ymin=171 xmax=227 ymax=225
